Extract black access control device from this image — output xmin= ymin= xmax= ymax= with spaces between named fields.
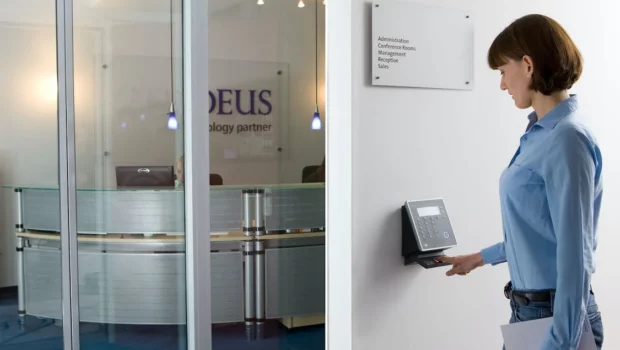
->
xmin=401 ymin=198 xmax=458 ymax=268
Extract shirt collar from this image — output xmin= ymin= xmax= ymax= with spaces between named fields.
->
xmin=525 ymin=113 xmax=537 ymax=131
xmin=527 ymin=94 xmax=579 ymax=130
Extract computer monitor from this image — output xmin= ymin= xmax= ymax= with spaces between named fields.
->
xmin=115 ymin=166 xmax=175 ymax=187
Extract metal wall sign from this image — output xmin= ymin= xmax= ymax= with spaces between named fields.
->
xmin=371 ymin=2 xmax=474 ymax=90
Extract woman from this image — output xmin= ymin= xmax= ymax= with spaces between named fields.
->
xmin=175 ymin=155 xmax=184 ymax=186
xmin=439 ymin=14 xmax=604 ymax=349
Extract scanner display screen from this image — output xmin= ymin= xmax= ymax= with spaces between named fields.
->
xmin=417 ymin=206 xmax=440 ymax=217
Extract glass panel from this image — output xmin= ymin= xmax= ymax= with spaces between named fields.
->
xmin=209 ymin=1 xmax=326 ymax=349
xmin=72 ymin=0 xmax=187 ymax=348
xmin=0 ymin=0 xmax=65 ymax=348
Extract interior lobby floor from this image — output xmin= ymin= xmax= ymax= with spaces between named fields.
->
xmin=0 ymin=293 xmax=325 ymax=350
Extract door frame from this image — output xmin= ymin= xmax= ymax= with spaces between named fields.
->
xmin=183 ymin=0 xmax=212 ymax=348
xmin=56 ymin=0 xmax=80 ymax=348
xmin=325 ymin=1 xmax=353 ymax=349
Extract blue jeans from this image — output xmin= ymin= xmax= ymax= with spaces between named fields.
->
xmin=502 ymin=291 xmax=604 ymax=349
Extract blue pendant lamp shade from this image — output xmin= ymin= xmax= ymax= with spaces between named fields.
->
xmin=311 ymin=0 xmax=322 ymax=130
xmin=168 ymin=102 xmax=178 ymax=130
xmin=311 ymin=105 xmax=321 ymax=130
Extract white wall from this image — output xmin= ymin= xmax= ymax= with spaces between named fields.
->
xmin=329 ymin=0 xmax=620 ymax=349
xmin=0 ymin=19 xmax=102 ymax=287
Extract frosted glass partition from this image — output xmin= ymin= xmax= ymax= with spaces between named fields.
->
xmin=208 ymin=59 xmax=290 ymax=164
xmin=1 ymin=184 xmax=325 ymax=235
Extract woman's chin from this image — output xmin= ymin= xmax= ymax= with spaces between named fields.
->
xmin=514 ymin=100 xmax=529 ymax=109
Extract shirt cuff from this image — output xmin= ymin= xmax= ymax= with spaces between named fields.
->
xmin=480 ymin=243 xmax=504 ymax=265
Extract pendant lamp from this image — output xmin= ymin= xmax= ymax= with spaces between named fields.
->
xmin=311 ymin=0 xmax=322 ymax=130
xmin=167 ymin=0 xmax=178 ymax=130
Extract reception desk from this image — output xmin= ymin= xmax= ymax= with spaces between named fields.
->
xmin=3 ymin=184 xmax=325 ymax=340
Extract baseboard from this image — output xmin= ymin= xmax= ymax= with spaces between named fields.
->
xmin=279 ymin=313 xmax=325 ymax=329
xmin=0 ymin=286 xmax=17 ymax=299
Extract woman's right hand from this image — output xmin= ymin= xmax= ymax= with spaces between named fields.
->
xmin=437 ymin=252 xmax=485 ymax=276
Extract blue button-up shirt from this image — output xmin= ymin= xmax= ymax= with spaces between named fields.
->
xmin=480 ymin=95 xmax=603 ymax=349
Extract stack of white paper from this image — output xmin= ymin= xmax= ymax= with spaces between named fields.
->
xmin=501 ymin=317 xmax=596 ymax=350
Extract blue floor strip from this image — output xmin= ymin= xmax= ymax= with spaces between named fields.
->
xmin=0 ymin=298 xmax=324 ymax=350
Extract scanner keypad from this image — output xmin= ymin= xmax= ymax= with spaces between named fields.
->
xmin=407 ymin=199 xmax=457 ymax=251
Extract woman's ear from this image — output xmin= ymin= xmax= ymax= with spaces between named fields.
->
xmin=522 ymin=55 xmax=534 ymax=77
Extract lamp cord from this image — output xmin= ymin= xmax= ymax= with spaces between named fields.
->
xmin=170 ymin=0 xmax=174 ymax=107
xmin=315 ymin=0 xmax=318 ymax=107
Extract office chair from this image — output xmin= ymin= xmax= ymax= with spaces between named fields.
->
xmin=301 ymin=165 xmax=320 ymax=183
xmin=210 ymin=174 xmax=223 ymax=186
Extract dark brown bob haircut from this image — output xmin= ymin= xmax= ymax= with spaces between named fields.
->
xmin=487 ymin=14 xmax=583 ymax=95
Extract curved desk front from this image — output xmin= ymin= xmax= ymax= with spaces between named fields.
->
xmin=5 ymin=184 xmax=325 ymax=339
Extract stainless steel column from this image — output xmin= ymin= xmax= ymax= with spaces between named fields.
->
xmin=242 ymin=190 xmax=255 ymax=237
xmin=255 ymin=190 xmax=265 ymax=236
xmin=15 ymin=189 xmax=24 ymax=232
xmin=16 ymin=236 xmax=25 ymax=327
xmin=15 ymin=189 xmax=26 ymax=328
xmin=243 ymin=241 xmax=256 ymax=340
xmin=242 ymin=188 xmax=266 ymax=340
xmin=254 ymin=240 xmax=265 ymax=339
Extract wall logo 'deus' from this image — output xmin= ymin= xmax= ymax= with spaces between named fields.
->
xmin=208 ymin=89 xmax=272 ymax=116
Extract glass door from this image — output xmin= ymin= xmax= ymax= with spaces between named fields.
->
xmin=71 ymin=0 xmax=191 ymax=348
xmin=1 ymin=0 xmax=212 ymax=348
xmin=208 ymin=1 xmax=326 ymax=349
xmin=0 ymin=0 xmax=66 ymax=348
